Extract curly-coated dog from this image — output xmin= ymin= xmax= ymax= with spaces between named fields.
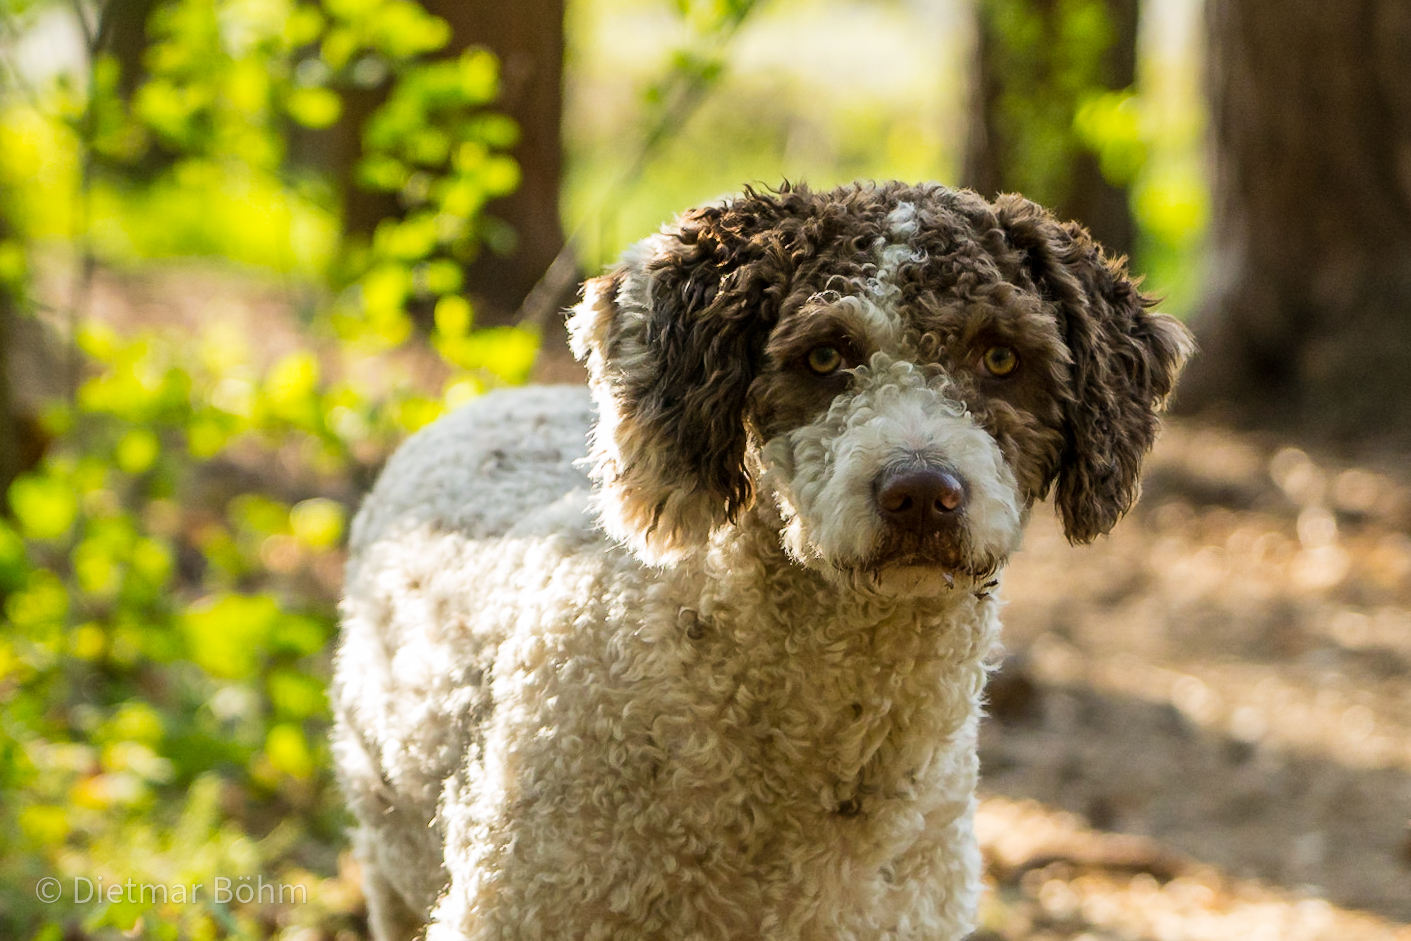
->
xmin=333 ymin=181 xmax=1192 ymax=941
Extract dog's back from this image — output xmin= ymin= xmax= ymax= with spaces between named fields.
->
xmin=335 ymin=385 xmax=603 ymax=936
xmin=348 ymin=385 xmax=597 ymax=552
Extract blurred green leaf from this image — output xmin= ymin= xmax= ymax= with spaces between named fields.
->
xmin=284 ymin=5 xmax=326 ymax=46
xmin=396 ymin=394 xmax=443 ymax=431
xmin=289 ymin=498 xmax=345 ymax=549
xmin=180 ymin=593 xmax=281 ymax=680
xmin=285 ymin=86 xmax=343 ymax=129
xmin=0 ymin=239 xmax=26 ymax=287
xmin=267 ymin=612 xmax=328 ymax=657
xmin=102 ymin=703 xmax=166 ymax=749
xmin=8 ymin=474 xmax=78 ymax=541
xmin=436 ymin=325 xmax=539 ymax=383
xmin=358 ymin=153 xmax=409 ymax=191
xmin=73 ymin=535 xmax=122 ymax=597
xmin=361 ymin=263 xmax=411 ymax=314
xmin=1075 ymin=90 xmax=1146 ymax=186
xmin=6 ymin=569 xmax=68 ymax=638
xmin=0 ymin=520 xmax=27 ymax=590
xmin=375 ymin=212 xmax=440 ymax=260
xmin=18 ymin=805 xmax=68 ymax=845
xmin=115 ymin=428 xmax=162 ymax=476
xmin=420 ymin=257 xmax=463 ymax=296
xmin=434 ymin=294 xmax=472 ymax=338
xmin=264 ymin=723 xmax=314 ymax=779
xmin=231 ymin=494 xmax=290 ymax=538
xmin=267 ymin=668 xmax=328 ymax=719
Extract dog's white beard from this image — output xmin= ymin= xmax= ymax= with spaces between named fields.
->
xmin=761 ymin=356 xmax=1025 ymax=596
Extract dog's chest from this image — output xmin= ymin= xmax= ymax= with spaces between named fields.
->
xmin=635 ymin=582 xmax=991 ymax=822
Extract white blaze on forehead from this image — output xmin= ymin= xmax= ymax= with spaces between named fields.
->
xmin=886 ymin=201 xmax=920 ymax=238
xmin=818 ymin=293 xmax=907 ymax=356
xmin=864 ymin=201 xmax=927 ymax=344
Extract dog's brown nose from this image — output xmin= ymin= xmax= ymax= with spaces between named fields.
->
xmin=875 ymin=466 xmax=967 ymax=533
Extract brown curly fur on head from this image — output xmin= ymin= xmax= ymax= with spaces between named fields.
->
xmin=569 ymin=182 xmax=1193 ymax=562
xmin=994 ymin=194 xmax=1195 ymax=543
xmin=571 ymin=184 xmax=885 ymax=561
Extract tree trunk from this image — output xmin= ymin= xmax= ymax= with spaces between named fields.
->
xmin=426 ymin=0 xmax=566 ymax=325
xmin=965 ymin=0 xmax=1139 ymax=260
xmin=335 ymin=0 xmax=568 ymax=327
xmin=1180 ymin=0 xmax=1411 ymax=438
xmin=99 ymin=0 xmax=162 ymax=98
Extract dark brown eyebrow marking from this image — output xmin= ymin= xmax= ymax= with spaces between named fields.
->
xmin=765 ymin=307 xmax=871 ymax=369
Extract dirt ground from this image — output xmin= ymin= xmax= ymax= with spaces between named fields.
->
xmin=973 ymin=420 xmax=1411 ymax=940
xmin=29 ymin=266 xmax=1411 ymax=939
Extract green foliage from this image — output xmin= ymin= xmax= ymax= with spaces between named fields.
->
xmin=975 ymin=0 xmax=1207 ymax=311
xmin=1073 ymin=89 xmax=1145 ymax=187
xmin=314 ymin=0 xmax=529 ymax=351
xmin=979 ymin=0 xmax=1124 ymax=208
xmin=341 ymin=45 xmax=526 ymax=351
xmin=563 ymin=0 xmax=766 ymax=267
xmin=0 ymin=0 xmax=541 ymax=936
xmin=0 ymin=318 xmax=369 ymax=937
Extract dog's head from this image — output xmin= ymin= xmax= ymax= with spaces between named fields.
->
xmin=570 ymin=183 xmax=1192 ymax=592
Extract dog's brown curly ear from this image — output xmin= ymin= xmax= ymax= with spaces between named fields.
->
xmin=997 ymin=195 xmax=1194 ymax=544
xmin=569 ymin=195 xmax=792 ymax=563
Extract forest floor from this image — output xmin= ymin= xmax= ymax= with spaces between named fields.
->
xmin=972 ymin=415 xmax=1411 ymax=940
xmin=23 ymin=265 xmax=1411 ymax=940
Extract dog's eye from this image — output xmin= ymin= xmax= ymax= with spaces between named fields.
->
xmin=806 ymin=346 xmax=845 ymax=375
xmin=980 ymin=346 xmax=1019 ymax=378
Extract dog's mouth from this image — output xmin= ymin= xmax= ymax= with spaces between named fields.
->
xmin=846 ymin=533 xmax=1002 ymax=597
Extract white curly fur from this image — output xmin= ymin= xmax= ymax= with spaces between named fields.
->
xmin=333 ymin=183 xmax=1186 ymax=941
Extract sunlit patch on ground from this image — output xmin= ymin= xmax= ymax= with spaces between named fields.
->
xmin=976 ymin=797 xmax=1411 ymax=941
